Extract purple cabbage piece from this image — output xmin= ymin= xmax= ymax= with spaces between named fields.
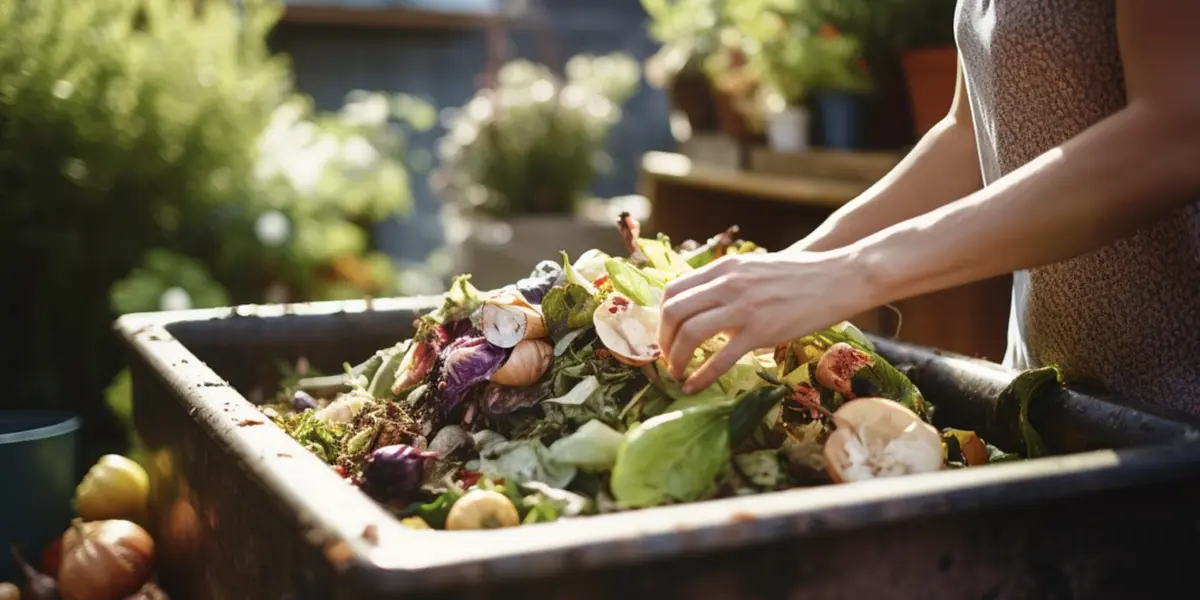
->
xmin=362 ymin=444 xmax=440 ymax=503
xmin=480 ymin=384 xmax=544 ymax=417
xmin=293 ymin=390 xmax=318 ymax=412
xmin=438 ymin=335 xmax=508 ymax=415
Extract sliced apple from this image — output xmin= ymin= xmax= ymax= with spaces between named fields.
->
xmin=481 ymin=294 xmax=546 ymax=348
xmin=593 ymin=293 xmax=663 ymax=366
xmin=823 ymin=396 xmax=943 ymax=483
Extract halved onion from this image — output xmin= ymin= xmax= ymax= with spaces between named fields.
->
xmin=593 ymin=293 xmax=663 ymax=366
xmin=823 ymin=397 xmax=943 ymax=483
xmin=481 ymin=294 xmax=546 ymax=348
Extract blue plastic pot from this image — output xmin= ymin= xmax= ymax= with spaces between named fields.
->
xmin=0 ymin=412 xmax=80 ymax=582
xmin=812 ymin=90 xmax=870 ymax=150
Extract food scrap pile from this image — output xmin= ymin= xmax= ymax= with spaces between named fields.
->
xmin=263 ymin=215 xmax=1052 ymax=531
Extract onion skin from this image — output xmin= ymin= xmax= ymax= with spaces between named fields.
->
xmin=481 ymin=295 xmax=546 ymax=348
xmin=60 ymin=520 xmax=155 ymax=600
xmin=491 ymin=339 xmax=553 ymax=387
xmin=823 ymin=397 xmax=942 ymax=484
xmin=592 ymin=294 xmax=662 ymax=366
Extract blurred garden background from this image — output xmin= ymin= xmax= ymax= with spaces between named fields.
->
xmin=1 ymin=0 xmax=961 ymax=474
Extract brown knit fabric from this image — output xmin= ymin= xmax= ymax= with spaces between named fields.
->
xmin=956 ymin=0 xmax=1200 ymax=413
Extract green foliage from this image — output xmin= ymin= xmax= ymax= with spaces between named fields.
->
xmin=0 ymin=0 xmax=429 ymax=463
xmin=435 ymin=54 xmax=640 ymax=220
xmin=724 ymin=0 xmax=874 ymax=105
xmin=793 ymin=0 xmax=959 ymax=53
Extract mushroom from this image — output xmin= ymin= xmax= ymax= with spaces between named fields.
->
xmin=592 ymin=293 xmax=663 ymax=366
xmin=823 ymin=397 xmax=943 ymax=483
xmin=481 ymin=294 xmax=546 ymax=349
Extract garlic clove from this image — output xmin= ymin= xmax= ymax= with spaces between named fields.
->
xmin=823 ymin=397 xmax=943 ymax=483
xmin=593 ymin=293 xmax=663 ymax=366
xmin=481 ymin=295 xmax=546 ymax=348
xmin=491 ymin=339 xmax=553 ymax=387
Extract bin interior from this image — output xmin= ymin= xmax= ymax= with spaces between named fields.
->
xmin=163 ymin=305 xmax=1199 ymax=459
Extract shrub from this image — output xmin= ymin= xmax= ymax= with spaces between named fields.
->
xmin=0 ymin=0 xmax=431 ymax=464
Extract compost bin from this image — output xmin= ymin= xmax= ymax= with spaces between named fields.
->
xmin=116 ymin=297 xmax=1200 ymax=600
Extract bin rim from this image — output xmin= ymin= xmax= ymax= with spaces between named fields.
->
xmin=113 ymin=296 xmax=1200 ymax=594
xmin=0 ymin=411 xmax=82 ymax=445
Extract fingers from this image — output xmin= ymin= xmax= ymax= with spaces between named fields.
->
xmin=664 ymin=305 xmax=737 ymax=380
xmin=661 ymin=255 xmax=736 ymax=304
xmin=659 ymin=277 xmax=728 ymax=369
xmin=683 ymin=333 xmax=757 ymax=394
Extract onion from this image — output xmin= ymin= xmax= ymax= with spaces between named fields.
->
xmin=9 ymin=546 xmax=56 ymax=600
xmin=59 ymin=519 xmax=155 ymax=600
xmin=592 ymin=293 xmax=663 ymax=366
xmin=76 ymin=454 xmax=150 ymax=525
xmin=823 ymin=397 xmax=943 ymax=483
xmin=0 ymin=582 xmax=17 ymax=600
xmin=491 ymin=339 xmax=553 ymax=387
xmin=445 ymin=490 xmax=520 ymax=530
xmin=480 ymin=294 xmax=546 ymax=348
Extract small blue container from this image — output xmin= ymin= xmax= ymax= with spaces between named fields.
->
xmin=0 ymin=412 xmax=80 ymax=582
xmin=813 ymin=90 xmax=870 ymax=150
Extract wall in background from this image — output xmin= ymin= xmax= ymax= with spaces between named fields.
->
xmin=268 ymin=0 xmax=674 ymax=265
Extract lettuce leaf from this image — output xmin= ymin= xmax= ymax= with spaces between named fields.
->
xmin=604 ymin=258 xmax=665 ymax=307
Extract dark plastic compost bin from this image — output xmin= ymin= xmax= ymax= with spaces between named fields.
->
xmin=0 ymin=411 xmax=80 ymax=583
xmin=115 ymin=297 xmax=1200 ymax=600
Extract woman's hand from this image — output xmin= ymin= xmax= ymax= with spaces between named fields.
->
xmin=658 ymin=249 xmax=876 ymax=393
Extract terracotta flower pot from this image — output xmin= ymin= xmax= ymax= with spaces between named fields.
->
xmin=900 ymin=46 xmax=959 ymax=136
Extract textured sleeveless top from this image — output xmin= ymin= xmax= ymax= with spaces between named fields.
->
xmin=956 ymin=0 xmax=1200 ymax=413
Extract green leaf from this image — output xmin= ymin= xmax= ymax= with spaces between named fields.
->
xmin=429 ymin=275 xmax=483 ymax=324
xmin=366 ymin=342 xmax=410 ymax=399
xmin=561 ymin=251 xmax=599 ymax=294
xmin=995 ymin=366 xmax=1061 ymax=459
xmin=848 ymin=349 xmax=930 ymax=420
xmin=604 ymin=258 xmax=665 ymax=306
xmin=544 ymin=375 xmax=601 ymax=406
xmin=409 ymin=489 xmax=464 ymax=530
xmin=610 ymin=403 xmax=733 ymax=508
xmin=636 ymin=236 xmax=693 ymax=274
xmin=542 ymin=283 xmax=600 ymax=341
xmin=729 ymin=385 xmax=789 ymax=447
xmin=548 ymin=419 xmax=625 ymax=472
xmin=478 ymin=439 xmax=578 ymax=489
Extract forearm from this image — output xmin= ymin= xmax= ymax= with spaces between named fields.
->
xmin=788 ymin=116 xmax=983 ymax=252
xmin=851 ymin=101 xmax=1200 ymax=305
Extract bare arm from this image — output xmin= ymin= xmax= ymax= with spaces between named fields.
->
xmin=848 ymin=0 xmax=1200 ymax=306
xmin=788 ymin=59 xmax=983 ymax=252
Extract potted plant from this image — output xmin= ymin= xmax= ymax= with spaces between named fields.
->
xmin=641 ymin=0 xmax=723 ymax=136
xmin=434 ymin=53 xmax=639 ymax=289
xmin=893 ymin=0 xmax=959 ymax=136
xmin=732 ymin=3 xmax=875 ymax=151
xmin=801 ymin=25 xmax=875 ymax=150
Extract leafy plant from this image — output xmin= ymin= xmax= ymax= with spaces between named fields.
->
xmin=435 ymin=54 xmax=640 ymax=220
xmin=0 ymin=0 xmax=432 ymax=464
xmin=639 ymin=0 xmax=724 ymax=88
xmin=726 ymin=0 xmax=874 ymax=107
